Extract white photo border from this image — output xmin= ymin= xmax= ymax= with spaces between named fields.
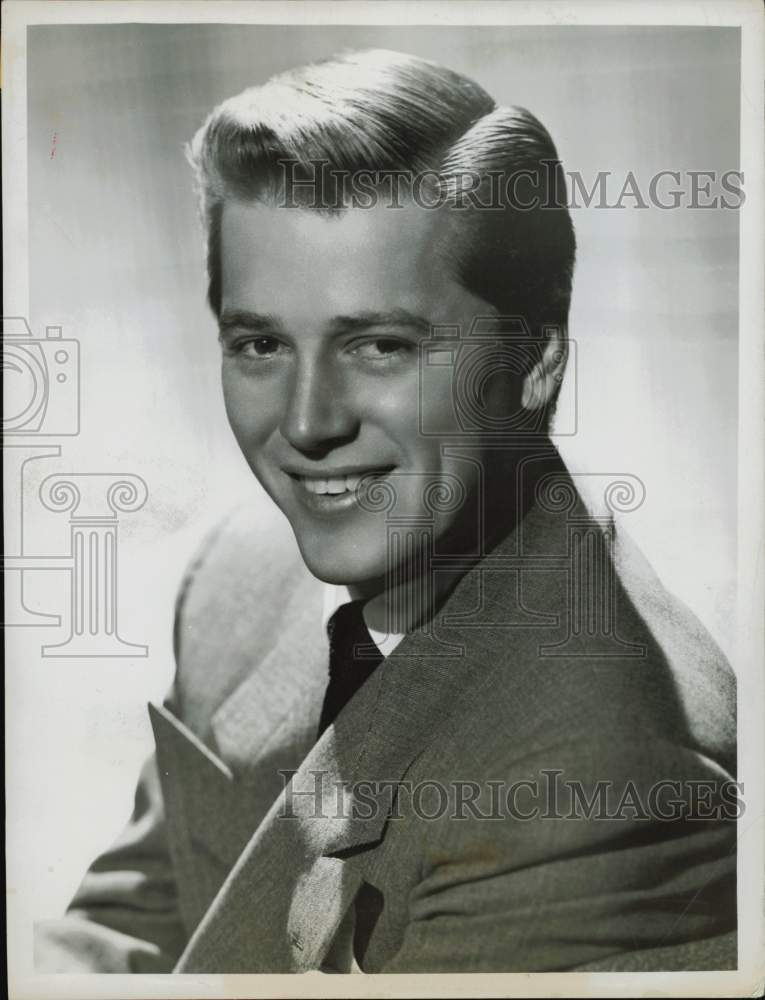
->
xmin=4 ymin=2 xmax=763 ymax=998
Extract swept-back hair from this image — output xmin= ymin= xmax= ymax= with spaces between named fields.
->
xmin=187 ymin=48 xmax=575 ymax=339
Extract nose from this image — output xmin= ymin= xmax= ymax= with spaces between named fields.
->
xmin=280 ymin=355 xmax=359 ymax=454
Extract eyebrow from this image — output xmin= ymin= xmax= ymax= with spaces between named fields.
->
xmin=218 ymin=307 xmax=432 ymax=338
xmin=330 ymin=309 xmax=432 ymax=337
xmin=218 ymin=310 xmax=282 ymax=336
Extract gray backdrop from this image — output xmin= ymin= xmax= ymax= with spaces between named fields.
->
xmin=22 ymin=23 xmax=740 ymax=916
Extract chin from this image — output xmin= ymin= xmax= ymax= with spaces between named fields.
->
xmin=295 ymin=537 xmax=387 ymax=589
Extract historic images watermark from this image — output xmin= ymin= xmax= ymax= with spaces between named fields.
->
xmin=277 ymin=769 xmax=745 ymax=824
xmin=417 ymin=315 xmax=576 ymax=437
xmin=2 ymin=316 xmax=149 ymax=656
xmin=276 ymin=160 xmax=746 ymax=212
xmin=333 ymin=313 xmax=646 ymax=660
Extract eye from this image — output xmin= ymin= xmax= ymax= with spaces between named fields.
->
xmin=352 ymin=337 xmax=412 ymax=362
xmin=219 ymin=332 xmax=291 ymax=367
xmin=231 ymin=335 xmax=285 ymax=360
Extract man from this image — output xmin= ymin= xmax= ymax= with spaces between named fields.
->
xmin=36 ymin=49 xmax=737 ymax=974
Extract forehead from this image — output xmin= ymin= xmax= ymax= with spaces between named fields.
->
xmin=219 ymin=198 xmax=484 ymax=324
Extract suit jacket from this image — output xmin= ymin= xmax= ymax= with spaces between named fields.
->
xmin=35 ymin=455 xmax=737 ymax=973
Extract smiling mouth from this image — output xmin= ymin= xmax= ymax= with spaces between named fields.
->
xmin=288 ymin=467 xmax=394 ymax=507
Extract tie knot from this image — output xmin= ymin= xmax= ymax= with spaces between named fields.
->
xmin=327 ymin=599 xmax=379 ymax=666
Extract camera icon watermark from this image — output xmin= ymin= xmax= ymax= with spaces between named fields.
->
xmin=2 ymin=316 xmax=80 ymax=436
xmin=3 ymin=315 xmax=148 ymax=655
xmin=418 ymin=315 xmax=577 ymax=440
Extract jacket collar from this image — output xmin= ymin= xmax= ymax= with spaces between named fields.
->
xmin=176 ymin=449 xmax=574 ymax=971
xmin=207 ymin=447 xmax=574 ymax=849
xmin=175 ymin=537 xmax=517 ymax=972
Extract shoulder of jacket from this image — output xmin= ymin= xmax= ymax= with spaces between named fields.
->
xmin=403 ymin=513 xmax=735 ymax=787
xmin=610 ymin=521 xmax=736 ymax=761
xmin=175 ymin=500 xmax=304 ymax=616
xmin=170 ymin=499 xmax=314 ymax=719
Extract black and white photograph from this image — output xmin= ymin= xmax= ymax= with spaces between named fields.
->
xmin=4 ymin=1 xmax=764 ymax=997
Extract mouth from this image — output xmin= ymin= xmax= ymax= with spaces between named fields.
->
xmin=285 ymin=466 xmax=395 ymax=514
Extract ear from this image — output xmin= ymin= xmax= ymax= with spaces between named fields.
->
xmin=521 ymin=325 xmax=568 ymax=412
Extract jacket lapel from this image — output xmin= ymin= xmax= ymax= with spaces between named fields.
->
xmin=172 ymin=452 xmax=579 ymax=971
xmin=171 ymin=546 xmax=523 ymax=972
xmin=173 ymin=677 xmax=383 ymax=972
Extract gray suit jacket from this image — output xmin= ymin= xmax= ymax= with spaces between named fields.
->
xmin=36 ymin=458 xmax=737 ymax=973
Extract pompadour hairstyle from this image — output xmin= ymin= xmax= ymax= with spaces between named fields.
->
xmin=187 ymin=48 xmax=576 ymax=343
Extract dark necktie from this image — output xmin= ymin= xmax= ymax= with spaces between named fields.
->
xmin=317 ymin=600 xmax=384 ymax=739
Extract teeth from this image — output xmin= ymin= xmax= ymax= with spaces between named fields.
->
xmin=302 ymin=478 xmax=329 ymax=495
xmin=299 ymin=473 xmax=376 ymax=496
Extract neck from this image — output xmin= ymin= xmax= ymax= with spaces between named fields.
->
xmin=350 ymin=442 xmax=562 ymax=635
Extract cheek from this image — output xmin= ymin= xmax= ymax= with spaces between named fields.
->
xmin=417 ymin=363 xmax=461 ymax=432
xmin=221 ymin=366 xmax=281 ymax=450
xmin=352 ymin=372 xmax=423 ymax=448
xmin=481 ymin=368 xmax=525 ymax=419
